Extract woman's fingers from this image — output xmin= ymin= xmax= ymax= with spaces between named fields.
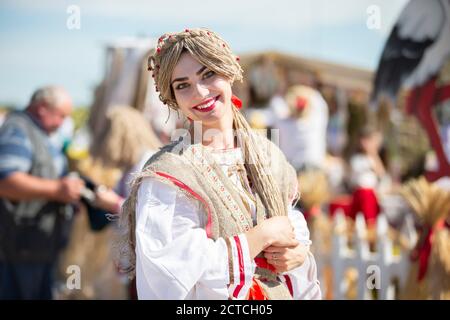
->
xmin=264 ymin=246 xmax=285 ymax=253
xmin=264 ymin=250 xmax=290 ymax=262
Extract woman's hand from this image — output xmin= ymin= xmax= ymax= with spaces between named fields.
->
xmin=264 ymin=243 xmax=309 ymax=273
xmin=94 ymin=186 xmax=124 ymax=214
xmin=260 ymin=216 xmax=299 ymax=248
xmin=245 ymin=216 xmax=298 ymax=259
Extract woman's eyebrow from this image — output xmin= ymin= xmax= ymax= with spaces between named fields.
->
xmin=196 ymin=66 xmax=207 ymax=75
xmin=171 ymin=66 xmax=208 ymax=85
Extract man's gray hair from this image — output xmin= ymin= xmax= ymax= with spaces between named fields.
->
xmin=29 ymin=86 xmax=68 ymax=109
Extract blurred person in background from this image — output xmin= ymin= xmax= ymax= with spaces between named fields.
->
xmin=0 ymin=86 xmax=85 ymax=299
xmin=348 ymin=125 xmax=391 ymax=226
xmin=275 ymin=85 xmax=329 ymax=172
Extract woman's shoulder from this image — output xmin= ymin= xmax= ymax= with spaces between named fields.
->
xmin=142 ymin=138 xmax=187 ymax=170
xmin=135 ymin=137 xmax=201 ymax=192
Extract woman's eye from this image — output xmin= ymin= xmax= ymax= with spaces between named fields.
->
xmin=203 ymin=70 xmax=215 ymax=79
xmin=175 ymin=83 xmax=189 ymax=90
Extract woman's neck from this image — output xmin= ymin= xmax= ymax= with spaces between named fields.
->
xmin=203 ymin=129 xmax=237 ymax=150
xmin=190 ymin=121 xmax=237 ymax=150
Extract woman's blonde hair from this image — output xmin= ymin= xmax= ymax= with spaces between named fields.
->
xmin=119 ymin=28 xmax=288 ymax=277
xmin=148 ymin=28 xmax=243 ymax=109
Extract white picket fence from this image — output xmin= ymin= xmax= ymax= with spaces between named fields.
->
xmin=313 ymin=210 xmax=418 ymax=300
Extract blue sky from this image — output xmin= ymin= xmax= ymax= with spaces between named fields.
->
xmin=0 ymin=0 xmax=408 ymax=107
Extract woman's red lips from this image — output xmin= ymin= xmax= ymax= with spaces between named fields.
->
xmin=192 ymin=95 xmax=219 ymax=112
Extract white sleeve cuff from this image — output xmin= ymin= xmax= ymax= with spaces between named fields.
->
xmin=288 ymin=208 xmax=312 ymax=246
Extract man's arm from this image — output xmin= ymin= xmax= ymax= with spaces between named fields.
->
xmin=0 ymin=171 xmax=84 ymax=203
xmin=0 ymin=171 xmax=59 ymax=201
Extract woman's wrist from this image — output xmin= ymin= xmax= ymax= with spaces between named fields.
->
xmin=258 ymin=223 xmax=273 ymax=249
xmin=245 ymin=223 xmax=273 ymax=259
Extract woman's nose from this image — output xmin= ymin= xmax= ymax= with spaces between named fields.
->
xmin=193 ymin=82 xmax=209 ymax=99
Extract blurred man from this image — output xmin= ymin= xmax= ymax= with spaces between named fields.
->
xmin=0 ymin=86 xmax=84 ymax=299
xmin=276 ymin=85 xmax=329 ymax=171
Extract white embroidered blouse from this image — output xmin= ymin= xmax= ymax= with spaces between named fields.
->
xmin=135 ymin=147 xmax=322 ymax=300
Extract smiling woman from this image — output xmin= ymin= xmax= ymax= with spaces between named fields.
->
xmin=118 ymin=28 xmax=321 ymax=300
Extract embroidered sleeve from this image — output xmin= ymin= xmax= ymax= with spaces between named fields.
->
xmin=225 ymin=234 xmax=256 ymax=299
xmin=284 ymin=207 xmax=321 ymax=300
xmin=135 ymin=177 xmax=255 ymax=299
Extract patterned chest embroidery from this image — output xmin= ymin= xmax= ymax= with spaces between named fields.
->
xmin=184 ymin=144 xmax=252 ymax=232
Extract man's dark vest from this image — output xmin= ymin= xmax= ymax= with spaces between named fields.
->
xmin=0 ymin=111 xmax=73 ymax=263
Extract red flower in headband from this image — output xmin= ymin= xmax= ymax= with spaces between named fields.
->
xmin=295 ymin=96 xmax=307 ymax=110
xmin=231 ymin=95 xmax=242 ymax=109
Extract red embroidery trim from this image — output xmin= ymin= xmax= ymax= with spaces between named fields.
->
xmin=283 ymin=275 xmax=294 ymax=297
xmin=232 ymin=235 xmax=245 ymax=298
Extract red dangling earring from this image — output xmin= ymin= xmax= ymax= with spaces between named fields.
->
xmin=231 ymin=95 xmax=242 ymax=109
xmin=187 ymin=117 xmax=193 ymax=123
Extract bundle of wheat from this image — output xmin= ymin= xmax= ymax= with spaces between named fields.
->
xmin=428 ymin=222 xmax=450 ymax=299
xmin=298 ymin=170 xmax=330 ymax=212
xmin=399 ymin=177 xmax=450 ymax=226
xmin=76 ymin=157 xmax=122 ymax=188
xmin=399 ymin=176 xmax=450 ymax=299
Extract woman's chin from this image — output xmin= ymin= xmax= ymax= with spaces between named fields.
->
xmin=193 ymin=107 xmax=222 ymax=123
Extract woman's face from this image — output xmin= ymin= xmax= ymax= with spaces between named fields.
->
xmin=171 ymin=52 xmax=233 ymax=130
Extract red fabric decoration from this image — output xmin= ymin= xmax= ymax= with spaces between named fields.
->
xmin=416 ymin=227 xmax=433 ymax=282
xmin=350 ymin=188 xmax=380 ymax=226
xmin=329 ymin=195 xmax=353 ymax=218
xmin=412 ymin=219 xmax=446 ymax=282
xmin=254 ymin=257 xmax=276 ymax=273
xmin=231 ymin=95 xmax=242 ymax=109
xmin=295 ymin=96 xmax=307 ymax=111
xmin=247 ymin=278 xmax=268 ymax=300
